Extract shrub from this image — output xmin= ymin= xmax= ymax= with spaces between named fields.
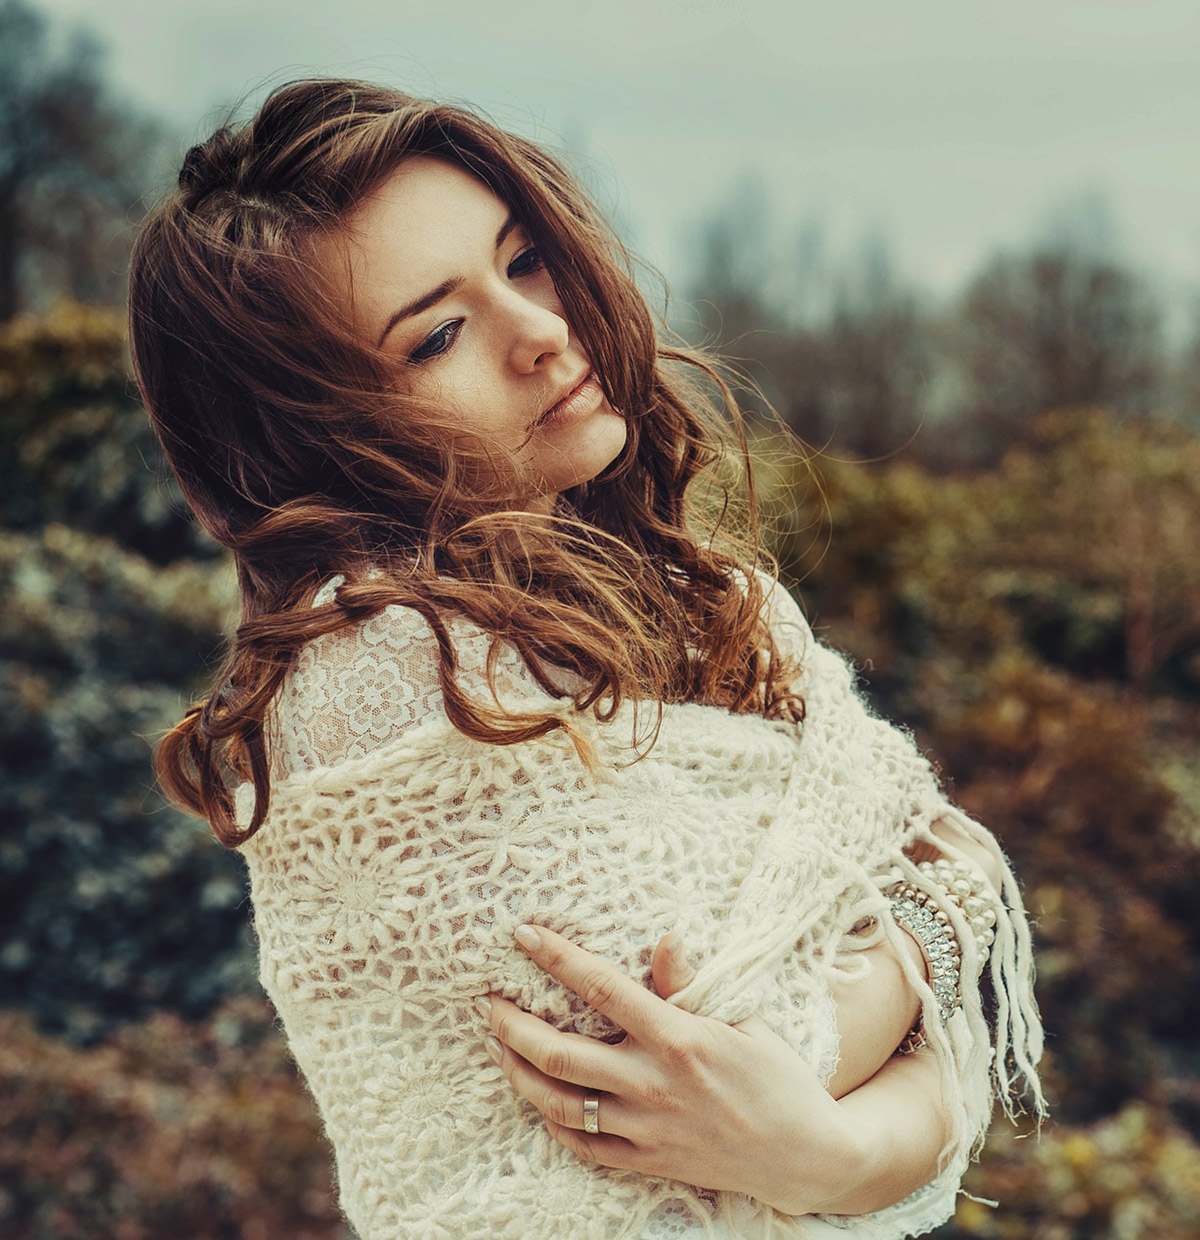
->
xmin=0 ymin=997 xmax=346 ymax=1240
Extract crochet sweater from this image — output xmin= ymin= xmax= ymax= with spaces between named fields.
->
xmin=237 ymin=572 xmax=1042 ymax=1240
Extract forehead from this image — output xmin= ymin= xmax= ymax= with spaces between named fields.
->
xmin=319 ymin=156 xmax=509 ymax=327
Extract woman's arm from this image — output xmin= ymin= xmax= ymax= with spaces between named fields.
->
xmin=812 ymin=1046 xmax=951 ymax=1214
xmin=825 ymin=929 xmax=924 ymax=1099
xmin=827 ymin=812 xmax=1008 ymax=1098
xmin=483 ymin=923 xmax=956 ymax=1217
xmin=482 ymin=814 xmax=1014 ymax=1213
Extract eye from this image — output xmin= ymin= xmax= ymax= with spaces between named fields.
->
xmin=408 ymin=319 xmax=463 ymax=365
xmin=507 ymin=245 xmax=544 ymax=279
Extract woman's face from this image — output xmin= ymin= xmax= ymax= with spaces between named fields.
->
xmin=320 ymin=156 xmax=628 ymax=511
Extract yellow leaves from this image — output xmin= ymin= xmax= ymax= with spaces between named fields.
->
xmin=1061 ymin=1132 xmax=1097 ymax=1170
xmin=0 ymin=298 xmax=128 ymax=402
xmin=954 ymin=1196 xmax=995 ymax=1234
xmin=959 ymin=1105 xmax=1200 ymax=1238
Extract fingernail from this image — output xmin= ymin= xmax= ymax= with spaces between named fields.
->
xmin=474 ymin=995 xmax=492 ymax=1020
xmin=514 ymin=924 xmax=540 ymax=950
xmin=484 ymin=1035 xmax=503 ymax=1064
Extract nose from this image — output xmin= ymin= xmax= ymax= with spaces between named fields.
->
xmin=506 ymin=292 xmax=570 ymax=374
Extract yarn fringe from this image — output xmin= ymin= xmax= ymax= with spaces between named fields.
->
xmin=668 ymin=802 xmax=1046 ymax=1191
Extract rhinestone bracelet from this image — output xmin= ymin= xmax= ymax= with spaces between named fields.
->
xmin=889 ymin=882 xmax=963 ymax=1053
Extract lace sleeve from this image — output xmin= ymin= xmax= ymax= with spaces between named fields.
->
xmin=269 ymin=575 xmax=584 ymax=778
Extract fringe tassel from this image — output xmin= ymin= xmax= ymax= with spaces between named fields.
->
xmin=871 ymin=809 xmax=1047 ymax=1180
xmin=918 ymin=807 xmax=1047 ymax=1128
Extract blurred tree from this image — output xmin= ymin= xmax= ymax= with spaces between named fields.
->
xmin=952 ymin=244 xmax=1164 ymax=461
xmin=0 ymin=0 xmax=166 ymax=319
xmin=1175 ymin=301 xmax=1200 ymax=430
xmin=685 ymin=188 xmax=933 ymax=458
xmin=687 ymin=172 xmax=778 ymax=337
xmin=990 ymin=409 xmax=1200 ymax=699
xmin=820 ymin=233 xmax=932 ymax=459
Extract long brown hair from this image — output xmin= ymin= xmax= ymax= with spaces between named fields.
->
xmin=128 ymin=78 xmax=804 ymax=848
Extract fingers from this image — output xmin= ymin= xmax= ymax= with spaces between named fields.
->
xmin=543 ymin=1117 xmax=649 ymax=1174
xmin=485 ymin=993 xmax=626 ymax=1092
xmin=489 ymin=1035 xmax=632 ymax=1139
xmin=651 ymin=932 xmax=697 ymax=1001
xmin=512 ymin=924 xmax=683 ymax=1044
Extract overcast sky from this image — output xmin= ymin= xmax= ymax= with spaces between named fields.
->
xmin=36 ymin=0 xmax=1200 ymax=337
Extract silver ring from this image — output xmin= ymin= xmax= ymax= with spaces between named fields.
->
xmin=583 ymin=1092 xmax=601 ymax=1135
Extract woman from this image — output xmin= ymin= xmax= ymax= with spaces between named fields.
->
xmin=129 ymin=78 xmax=1044 ymax=1239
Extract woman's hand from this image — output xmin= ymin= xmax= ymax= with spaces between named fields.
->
xmin=479 ymin=923 xmax=868 ymax=1216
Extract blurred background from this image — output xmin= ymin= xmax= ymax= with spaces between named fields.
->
xmin=1 ymin=0 xmax=1199 ymax=1236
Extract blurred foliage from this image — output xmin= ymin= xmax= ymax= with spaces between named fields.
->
xmin=1 ymin=303 xmax=1198 ymax=1235
xmin=768 ymin=412 xmax=1200 ymax=1126
xmin=0 ymin=302 xmax=217 ymax=562
xmin=0 ymin=0 xmax=173 ymax=319
xmin=765 ymin=408 xmax=1200 ymax=702
xmin=0 ymin=304 xmax=251 ymax=1043
xmin=760 ymin=413 xmax=1200 ymax=1235
xmin=0 ymin=996 xmax=345 ymax=1239
xmin=948 ymin=1105 xmax=1200 ymax=1239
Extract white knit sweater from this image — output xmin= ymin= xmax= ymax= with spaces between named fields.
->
xmin=237 ymin=571 xmax=1042 ymax=1240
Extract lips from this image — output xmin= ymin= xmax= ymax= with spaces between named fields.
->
xmin=537 ymin=371 xmax=593 ymax=425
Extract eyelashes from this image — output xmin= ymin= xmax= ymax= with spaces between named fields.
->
xmin=505 ymin=244 xmax=544 ymax=281
xmin=409 ymin=319 xmax=462 ymax=363
xmin=406 ymin=245 xmax=545 ymax=366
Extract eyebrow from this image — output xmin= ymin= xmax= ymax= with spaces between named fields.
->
xmin=375 ymin=213 xmax=521 ymax=349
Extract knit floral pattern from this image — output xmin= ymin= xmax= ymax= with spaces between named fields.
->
xmin=238 ymin=573 xmax=1041 ymax=1240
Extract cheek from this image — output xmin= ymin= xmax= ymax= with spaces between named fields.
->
xmin=406 ymin=350 xmax=532 ymax=443
xmin=404 ymin=351 xmax=484 ymax=424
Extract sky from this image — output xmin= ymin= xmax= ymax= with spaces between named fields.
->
xmin=35 ymin=0 xmax=1200 ymax=338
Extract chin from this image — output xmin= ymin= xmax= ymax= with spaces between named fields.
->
xmin=540 ymin=410 xmax=629 ymax=495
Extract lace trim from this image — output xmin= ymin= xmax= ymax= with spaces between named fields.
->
xmin=270 ymin=574 xmax=586 ymax=779
xmin=272 ymin=568 xmax=801 ymax=781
